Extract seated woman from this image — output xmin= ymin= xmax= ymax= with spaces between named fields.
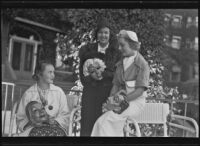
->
xmin=16 ymin=60 xmax=70 ymax=136
xmin=91 ymin=30 xmax=150 ymax=136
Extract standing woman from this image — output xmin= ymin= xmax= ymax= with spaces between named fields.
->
xmin=79 ymin=17 xmax=121 ymax=136
xmin=16 ymin=60 xmax=70 ymax=136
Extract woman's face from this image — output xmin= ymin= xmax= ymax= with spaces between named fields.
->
xmin=39 ymin=64 xmax=55 ymax=84
xmin=118 ymin=37 xmax=134 ymax=57
xmin=29 ymin=103 xmax=49 ymax=124
xmin=97 ymin=27 xmax=110 ymax=45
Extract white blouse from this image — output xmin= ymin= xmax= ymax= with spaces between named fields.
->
xmin=16 ymin=83 xmax=70 ymax=132
xmin=98 ymin=43 xmax=109 ymax=54
xmin=123 ymin=52 xmax=137 ymax=71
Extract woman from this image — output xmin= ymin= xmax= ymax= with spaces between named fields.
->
xmin=16 ymin=60 xmax=70 ymax=136
xmin=91 ymin=30 xmax=150 ymax=136
xmin=79 ymin=17 xmax=121 ymax=136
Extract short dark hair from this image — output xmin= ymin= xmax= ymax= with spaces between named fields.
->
xmin=93 ymin=17 xmax=115 ymax=42
xmin=32 ymin=60 xmax=54 ymax=81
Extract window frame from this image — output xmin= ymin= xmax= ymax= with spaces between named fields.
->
xmin=170 ymin=65 xmax=181 ymax=82
xmin=171 ymin=36 xmax=182 ymax=49
xmin=171 ymin=15 xmax=182 ymax=28
xmin=8 ymin=35 xmax=42 ymax=74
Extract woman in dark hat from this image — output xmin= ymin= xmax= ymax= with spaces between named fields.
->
xmin=79 ymin=17 xmax=121 ymax=136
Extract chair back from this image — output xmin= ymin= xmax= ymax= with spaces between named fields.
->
xmin=66 ymin=94 xmax=80 ymax=112
xmin=126 ymin=103 xmax=170 ymax=137
xmin=133 ymin=103 xmax=170 ymax=124
xmin=2 ymin=82 xmax=15 ymax=136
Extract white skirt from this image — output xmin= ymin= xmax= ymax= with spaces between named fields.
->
xmin=91 ymin=95 xmax=146 ymax=137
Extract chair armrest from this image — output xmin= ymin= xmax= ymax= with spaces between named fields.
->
xmin=68 ymin=106 xmax=81 ymax=136
xmin=124 ymin=118 xmax=141 ymax=137
xmin=8 ymin=102 xmax=19 ymax=137
xmin=168 ymin=114 xmax=199 ymax=137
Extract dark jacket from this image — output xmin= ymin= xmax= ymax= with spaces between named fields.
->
xmin=79 ymin=41 xmax=121 ymax=87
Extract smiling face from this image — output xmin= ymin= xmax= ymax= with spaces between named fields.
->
xmin=97 ymin=27 xmax=110 ymax=46
xmin=38 ymin=64 xmax=55 ymax=84
xmin=28 ymin=102 xmax=49 ymax=124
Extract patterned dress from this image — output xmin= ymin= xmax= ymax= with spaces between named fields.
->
xmin=29 ymin=125 xmax=66 ymax=137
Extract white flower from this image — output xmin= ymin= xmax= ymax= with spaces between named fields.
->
xmin=83 ymin=58 xmax=106 ymax=77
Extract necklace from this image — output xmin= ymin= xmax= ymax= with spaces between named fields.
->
xmin=37 ymin=85 xmax=53 ymax=110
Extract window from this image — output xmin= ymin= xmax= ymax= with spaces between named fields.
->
xmin=186 ymin=17 xmax=193 ymax=28
xmin=186 ymin=38 xmax=193 ymax=49
xmin=195 ymin=16 xmax=198 ymax=27
xmin=171 ymin=36 xmax=181 ymax=49
xmin=9 ymin=36 xmax=40 ymax=76
xmin=164 ymin=14 xmax=171 ymax=25
xmin=170 ymin=65 xmax=181 ymax=82
xmin=194 ymin=37 xmax=198 ymax=51
xmin=24 ymin=44 xmax=34 ymax=71
xmin=171 ymin=15 xmax=182 ymax=28
xmin=12 ymin=41 xmax=22 ymax=70
xmin=194 ymin=62 xmax=199 ymax=79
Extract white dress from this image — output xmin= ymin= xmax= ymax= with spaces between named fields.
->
xmin=91 ymin=54 xmax=147 ymax=137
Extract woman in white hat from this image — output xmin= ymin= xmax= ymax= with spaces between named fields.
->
xmin=91 ymin=30 xmax=150 ymax=136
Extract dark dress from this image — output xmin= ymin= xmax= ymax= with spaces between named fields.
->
xmin=79 ymin=42 xmax=121 ymax=136
xmin=29 ymin=125 xmax=66 ymax=137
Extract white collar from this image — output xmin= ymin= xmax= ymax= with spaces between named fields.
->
xmin=123 ymin=52 xmax=138 ymax=71
xmin=98 ymin=43 xmax=109 ymax=54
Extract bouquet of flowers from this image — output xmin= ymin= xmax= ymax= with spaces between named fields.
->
xmin=83 ymin=58 xmax=106 ymax=80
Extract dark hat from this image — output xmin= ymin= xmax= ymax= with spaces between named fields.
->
xmin=96 ymin=17 xmax=110 ymax=31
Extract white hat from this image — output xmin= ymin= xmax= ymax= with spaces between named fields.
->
xmin=118 ymin=30 xmax=141 ymax=45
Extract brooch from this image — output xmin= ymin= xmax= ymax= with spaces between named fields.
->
xmin=48 ymin=105 xmax=53 ymax=110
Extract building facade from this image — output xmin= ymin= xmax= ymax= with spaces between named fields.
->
xmin=163 ymin=9 xmax=198 ymax=99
